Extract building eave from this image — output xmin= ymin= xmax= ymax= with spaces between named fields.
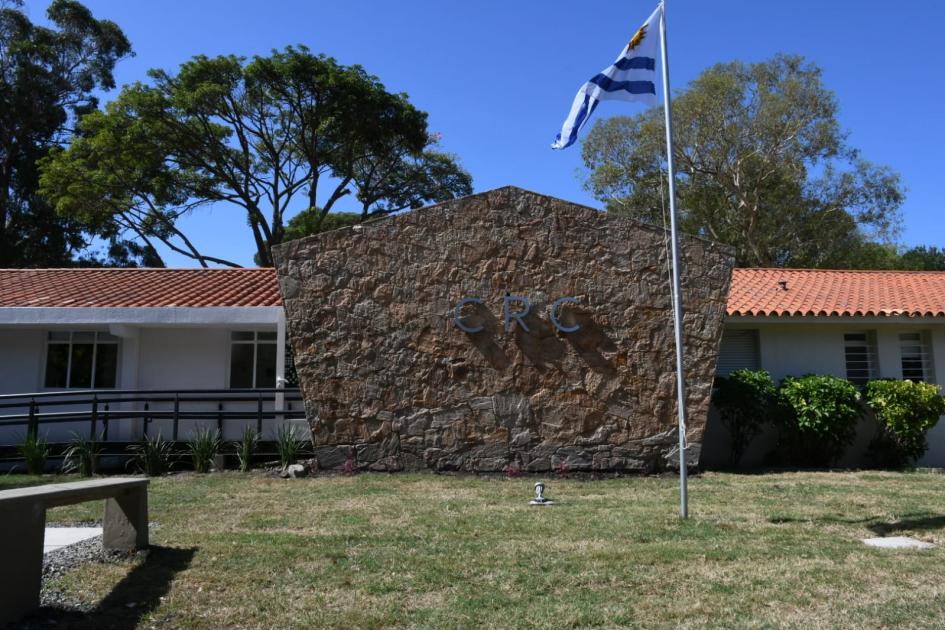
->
xmin=725 ymin=314 xmax=945 ymax=325
xmin=0 ymin=306 xmax=284 ymax=327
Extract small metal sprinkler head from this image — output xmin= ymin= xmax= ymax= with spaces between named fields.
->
xmin=530 ymin=480 xmax=553 ymax=506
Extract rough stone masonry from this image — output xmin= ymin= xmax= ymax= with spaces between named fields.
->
xmin=273 ymin=187 xmax=734 ymax=473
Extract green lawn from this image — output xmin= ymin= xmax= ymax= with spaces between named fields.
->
xmin=6 ymin=470 xmax=945 ymax=628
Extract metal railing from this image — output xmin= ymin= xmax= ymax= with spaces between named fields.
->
xmin=0 ymin=388 xmax=305 ymax=443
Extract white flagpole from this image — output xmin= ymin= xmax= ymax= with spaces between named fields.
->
xmin=658 ymin=0 xmax=689 ymax=519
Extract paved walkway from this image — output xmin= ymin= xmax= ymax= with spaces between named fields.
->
xmin=862 ymin=535 xmax=935 ymax=549
xmin=44 ymin=527 xmax=102 ymax=554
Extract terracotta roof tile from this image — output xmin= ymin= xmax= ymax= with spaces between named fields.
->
xmin=727 ymin=268 xmax=945 ymax=318
xmin=4 ymin=267 xmax=943 ymax=317
xmin=0 ymin=268 xmax=281 ymax=308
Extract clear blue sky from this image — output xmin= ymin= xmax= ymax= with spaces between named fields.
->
xmin=23 ymin=0 xmax=945 ymax=267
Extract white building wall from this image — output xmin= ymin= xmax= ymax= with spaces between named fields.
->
xmin=0 ymin=327 xmax=113 ymax=443
xmin=135 ymin=326 xmax=295 ymax=441
xmin=0 ymin=321 xmax=288 ymax=444
xmin=137 ymin=328 xmax=230 ymax=390
xmin=705 ymin=319 xmax=945 ymax=469
xmin=920 ymin=329 xmax=945 ymax=466
xmin=0 ymin=323 xmax=273 ymax=395
xmin=0 ymin=329 xmax=45 ymax=394
xmin=751 ymin=321 xmax=941 ymax=383
xmin=756 ymin=324 xmax=847 ymax=381
xmin=0 ymin=329 xmax=46 ymax=444
xmin=135 ymin=327 xmax=229 ymax=441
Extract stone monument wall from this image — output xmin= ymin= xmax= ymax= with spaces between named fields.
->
xmin=273 ymin=187 xmax=734 ymax=472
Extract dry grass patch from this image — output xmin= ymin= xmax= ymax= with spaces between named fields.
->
xmin=4 ymin=470 xmax=945 ymax=628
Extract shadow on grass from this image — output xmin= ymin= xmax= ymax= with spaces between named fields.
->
xmin=703 ymin=466 xmax=897 ymax=475
xmin=16 ymin=545 xmax=195 ymax=630
xmin=768 ymin=512 xmax=945 ymax=536
xmin=868 ymin=514 xmax=945 ymax=536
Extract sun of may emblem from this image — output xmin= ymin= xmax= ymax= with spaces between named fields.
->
xmin=627 ymin=24 xmax=647 ymax=50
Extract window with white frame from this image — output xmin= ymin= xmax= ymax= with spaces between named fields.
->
xmin=229 ymin=331 xmax=277 ymax=388
xmin=44 ymin=331 xmax=119 ymax=389
xmin=843 ymin=332 xmax=877 ymax=387
xmin=900 ymin=332 xmax=935 ymax=383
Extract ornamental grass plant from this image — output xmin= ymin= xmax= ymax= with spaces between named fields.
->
xmin=19 ymin=433 xmax=49 ymax=475
xmin=128 ymin=433 xmax=173 ymax=476
xmin=187 ymin=427 xmax=221 ymax=473
xmin=233 ymin=426 xmax=259 ymax=473
xmin=275 ymin=424 xmax=303 ymax=470
xmin=62 ymin=433 xmax=102 ymax=477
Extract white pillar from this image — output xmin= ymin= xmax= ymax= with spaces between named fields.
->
xmin=110 ymin=324 xmax=140 ymax=441
xmin=875 ymin=328 xmax=901 ymax=380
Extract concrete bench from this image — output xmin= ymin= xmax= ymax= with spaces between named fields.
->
xmin=0 ymin=477 xmax=149 ymax=624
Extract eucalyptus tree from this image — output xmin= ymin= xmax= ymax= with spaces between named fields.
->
xmin=0 ymin=0 xmax=132 ymax=266
xmin=581 ymin=54 xmax=904 ymax=268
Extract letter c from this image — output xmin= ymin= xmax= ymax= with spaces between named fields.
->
xmin=453 ymin=297 xmax=484 ymax=333
xmin=550 ymin=297 xmax=581 ymax=333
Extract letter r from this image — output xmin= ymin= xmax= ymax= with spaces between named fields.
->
xmin=503 ymin=295 xmax=531 ymax=332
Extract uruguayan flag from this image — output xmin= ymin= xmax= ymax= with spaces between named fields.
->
xmin=551 ymin=5 xmax=661 ymax=150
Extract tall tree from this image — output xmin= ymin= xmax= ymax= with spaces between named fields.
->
xmin=581 ymin=54 xmax=905 ymax=268
xmin=41 ymin=46 xmax=472 ymax=267
xmin=350 ymin=132 xmax=472 ymax=219
xmin=283 ymin=210 xmax=361 ymax=242
xmin=897 ymin=246 xmax=945 ymax=271
xmin=0 ymin=0 xmax=134 ymax=267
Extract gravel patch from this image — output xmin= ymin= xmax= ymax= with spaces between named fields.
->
xmin=0 ymin=521 xmax=157 ymax=626
xmin=41 ymin=532 xmax=137 ymax=612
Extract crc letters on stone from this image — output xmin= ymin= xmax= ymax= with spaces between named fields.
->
xmin=453 ymin=295 xmax=580 ymax=334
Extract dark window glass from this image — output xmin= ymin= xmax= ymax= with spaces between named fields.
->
xmin=257 ymin=331 xmax=277 ymax=341
xmin=231 ymin=331 xmax=255 ymax=341
xmin=230 ymin=344 xmax=255 ymax=388
xmin=900 ymin=333 xmax=930 ymax=382
xmin=94 ymin=344 xmax=118 ymax=388
xmin=256 ymin=343 xmax=277 ymax=388
xmin=69 ymin=343 xmax=94 ymax=388
xmin=44 ymin=333 xmax=119 ymax=389
xmin=44 ymin=344 xmax=69 ymax=388
xmin=843 ymin=332 xmax=875 ymax=387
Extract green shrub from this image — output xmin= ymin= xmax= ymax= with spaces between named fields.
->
xmin=19 ymin=434 xmax=49 ymax=475
xmin=188 ymin=427 xmax=221 ymax=473
xmin=275 ymin=424 xmax=303 ymax=470
xmin=233 ymin=426 xmax=259 ymax=473
xmin=778 ymin=375 xmax=863 ymax=466
xmin=865 ymin=379 xmax=945 ymax=467
xmin=128 ymin=433 xmax=173 ymax=476
xmin=63 ymin=433 xmax=102 ymax=477
xmin=713 ymin=369 xmax=778 ymax=467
